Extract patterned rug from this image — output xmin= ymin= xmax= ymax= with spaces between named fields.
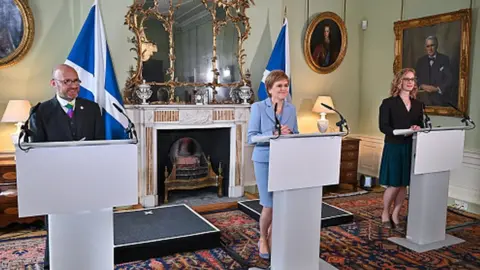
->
xmin=0 ymin=236 xmax=45 ymax=270
xmin=324 ymin=191 xmax=480 ymax=230
xmin=4 ymin=191 xmax=480 ymax=269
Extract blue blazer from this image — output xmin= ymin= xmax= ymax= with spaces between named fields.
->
xmin=247 ymin=98 xmax=299 ymax=162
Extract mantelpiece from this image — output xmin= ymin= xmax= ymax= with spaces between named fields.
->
xmin=125 ymin=104 xmax=251 ymax=207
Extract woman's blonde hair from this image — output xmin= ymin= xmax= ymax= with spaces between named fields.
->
xmin=265 ymin=70 xmax=289 ymax=97
xmin=390 ymin=68 xmax=418 ymax=98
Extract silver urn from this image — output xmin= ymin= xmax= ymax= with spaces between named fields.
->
xmin=136 ymin=80 xmax=152 ymax=105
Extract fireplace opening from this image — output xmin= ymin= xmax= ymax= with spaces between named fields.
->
xmin=157 ymin=128 xmax=230 ymax=204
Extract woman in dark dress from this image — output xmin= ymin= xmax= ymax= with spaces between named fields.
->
xmin=379 ymin=68 xmax=424 ymax=229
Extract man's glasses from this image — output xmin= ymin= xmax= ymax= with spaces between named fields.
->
xmin=54 ymin=79 xmax=82 ymax=85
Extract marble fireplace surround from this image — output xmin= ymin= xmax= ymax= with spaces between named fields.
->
xmin=125 ymin=104 xmax=252 ymax=207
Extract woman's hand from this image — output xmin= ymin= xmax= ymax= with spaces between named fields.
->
xmin=281 ymin=125 xmax=292 ymax=134
xmin=410 ymin=125 xmax=421 ymax=131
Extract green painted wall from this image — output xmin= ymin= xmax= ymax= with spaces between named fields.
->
xmin=358 ymin=0 xmax=479 ymax=150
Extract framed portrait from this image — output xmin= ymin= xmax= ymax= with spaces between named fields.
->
xmin=393 ymin=9 xmax=471 ymax=117
xmin=0 ymin=0 xmax=35 ymax=68
xmin=304 ymin=12 xmax=347 ymax=74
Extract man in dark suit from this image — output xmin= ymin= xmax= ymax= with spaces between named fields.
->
xmin=415 ymin=36 xmax=453 ymax=106
xmin=30 ymin=64 xmax=105 ymax=269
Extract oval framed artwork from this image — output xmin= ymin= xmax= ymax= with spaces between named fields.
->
xmin=304 ymin=12 xmax=347 ymax=74
xmin=0 ymin=0 xmax=35 ymax=68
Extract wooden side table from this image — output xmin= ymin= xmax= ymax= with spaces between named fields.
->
xmin=0 ymin=158 xmax=44 ymax=228
xmin=340 ymin=138 xmax=360 ymax=190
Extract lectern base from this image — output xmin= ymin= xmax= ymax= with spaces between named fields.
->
xmin=388 ymin=234 xmax=464 ymax=253
xmin=248 ymin=258 xmax=337 ymax=270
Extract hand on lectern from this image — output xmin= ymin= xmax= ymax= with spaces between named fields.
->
xmin=280 ymin=125 xmax=292 ymax=134
xmin=410 ymin=125 xmax=421 ymax=131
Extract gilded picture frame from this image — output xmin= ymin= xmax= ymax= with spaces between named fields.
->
xmin=393 ymin=9 xmax=471 ymax=117
xmin=0 ymin=0 xmax=35 ymax=68
xmin=304 ymin=12 xmax=348 ymax=74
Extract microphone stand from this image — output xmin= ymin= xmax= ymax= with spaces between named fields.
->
xmin=273 ymin=102 xmax=281 ymax=139
xmin=18 ymin=102 xmax=42 ymax=152
xmin=422 ymin=103 xmax=432 ymax=132
xmin=447 ymin=102 xmax=476 ymax=129
xmin=113 ymin=103 xmax=139 ymax=143
xmin=320 ymin=103 xmax=349 ymax=136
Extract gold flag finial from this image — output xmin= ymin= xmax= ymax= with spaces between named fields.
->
xmin=283 ymin=6 xmax=287 ymax=23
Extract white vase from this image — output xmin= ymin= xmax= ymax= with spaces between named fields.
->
xmin=317 ymin=113 xmax=329 ymax=133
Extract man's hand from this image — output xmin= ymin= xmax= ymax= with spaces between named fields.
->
xmin=420 ymin=84 xmax=438 ymax=93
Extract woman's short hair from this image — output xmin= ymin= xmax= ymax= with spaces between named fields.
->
xmin=390 ymin=68 xmax=418 ymax=98
xmin=264 ymin=70 xmax=289 ymax=97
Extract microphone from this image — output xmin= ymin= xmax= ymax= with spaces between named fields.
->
xmin=20 ymin=102 xmax=41 ymax=143
xmin=321 ymin=103 xmax=349 ymax=134
xmin=113 ymin=103 xmax=138 ymax=141
xmin=422 ymin=103 xmax=432 ymax=129
xmin=447 ymin=102 xmax=476 ymax=128
xmin=273 ymin=102 xmax=281 ymax=137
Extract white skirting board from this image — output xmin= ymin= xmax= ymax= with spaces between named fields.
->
xmin=351 ymin=134 xmax=480 ymax=206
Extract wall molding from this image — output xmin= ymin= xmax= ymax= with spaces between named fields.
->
xmin=351 ymin=133 xmax=480 ymax=205
xmin=350 ymin=134 xmax=480 ymax=171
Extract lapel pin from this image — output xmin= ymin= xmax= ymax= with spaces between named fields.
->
xmin=80 ymin=106 xmax=84 ymax=110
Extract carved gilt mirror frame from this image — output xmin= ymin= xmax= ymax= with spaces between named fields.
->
xmin=124 ymin=0 xmax=255 ymax=105
xmin=0 ymin=0 xmax=35 ymax=68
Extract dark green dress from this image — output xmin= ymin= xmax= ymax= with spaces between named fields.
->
xmin=378 ymin=96 xmax=424 ymax=187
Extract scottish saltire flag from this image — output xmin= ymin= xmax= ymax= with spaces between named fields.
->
xmin=258 ymin=18 xmax=291 ymax=101
xmin=65 ymin=0 xmax=128 ymax=139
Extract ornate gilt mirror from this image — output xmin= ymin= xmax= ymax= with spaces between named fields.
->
xmin=124 ymin=0 xmax=255 ymax=105
xmin=0 ymin=0 xmax=35 ymax=68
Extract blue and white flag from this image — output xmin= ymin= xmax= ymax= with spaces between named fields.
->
xmin=258 ymin=18 xmax=291 ymax=101
xmin=65 ymin=0 xmax=128 ymax=140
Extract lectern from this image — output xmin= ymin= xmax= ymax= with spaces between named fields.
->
xmin=15 ymin=139 xmax=138 ymax=270
xmin=250 ymin=132 xmax=345 ymax=270
xmin=388 ymin=126 xmax=470 ymax=252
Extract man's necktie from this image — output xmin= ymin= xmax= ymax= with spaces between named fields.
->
xmin=65 ymin=103 xmax=74 ymax=118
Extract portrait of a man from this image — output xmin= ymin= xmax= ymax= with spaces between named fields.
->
xmin=394 ymin=9 xmax=471 ymax=116
xmin=304 ymin=12 xmax=347 ymax=74
xmin=414 ymin=36 xmax=454 ymax=107
xmin=0 ymin=0 xmax=24 ymax=59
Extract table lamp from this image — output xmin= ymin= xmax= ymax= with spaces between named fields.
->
xmin=312 ymin=96 xmax=335 ymax=133
xmin=1 ymin=100 xmax=32 ymax=143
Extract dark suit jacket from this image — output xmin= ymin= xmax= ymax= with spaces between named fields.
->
xmin=379 ymin=96 xmax=424 ymax=144
xmin=30 ymin=96 xmax=105 ymax=142
xmin=415 ymin=53 xmax=453 ymax=106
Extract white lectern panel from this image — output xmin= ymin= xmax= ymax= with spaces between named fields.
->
xmin=413 ymin=130 xmax=465 ymax=174
xmin=268 ymin=136 xmax=341 ymax=192
xmin=16 ymin=143 xmax=138 ymax=217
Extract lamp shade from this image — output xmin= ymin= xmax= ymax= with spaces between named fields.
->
xmin=1 ymin=100 xmax=32 ymax=123
xmin=312 ymin=96 xmax=335 ymax=114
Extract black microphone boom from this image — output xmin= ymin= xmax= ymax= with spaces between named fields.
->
xmin=422 ymin=103 xmax=432 ymax=129
xmin=20 ymin=102 xmax=41 ymax=143
xmin=113 ymin=103 xmax=138 ymax=142
xmin=447 ymin=102 xmax=476 ymax=127
xmin=320 ymin=102 xmax=349 ymax=134
xmin=273 ymin=102 xmax=281 ymax=137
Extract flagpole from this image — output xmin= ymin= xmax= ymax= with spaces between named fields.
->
xmin=283 ymin=6 xmax=287 ymax=24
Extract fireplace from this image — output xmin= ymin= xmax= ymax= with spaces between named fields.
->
xmin=157 ymin=128 xmax=230 ymax=203
xmin=124 ymin=104 xmax=254 ymax=207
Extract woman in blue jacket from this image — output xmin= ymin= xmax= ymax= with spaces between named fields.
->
xmin=247 ymin=70 xmax=299 ymax=259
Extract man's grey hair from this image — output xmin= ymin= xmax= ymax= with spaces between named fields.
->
xmin=425 ymin=35 xmax=438 ymax=46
